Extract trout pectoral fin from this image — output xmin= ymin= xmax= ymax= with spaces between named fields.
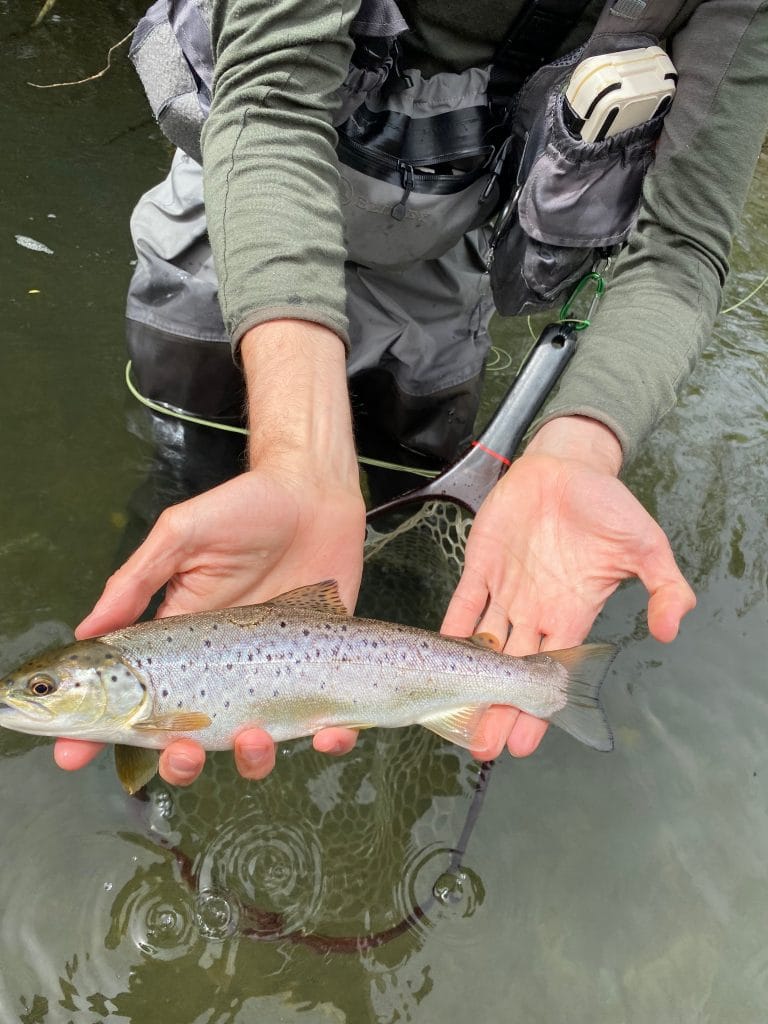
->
xmin=418 ymin=705 xmax=489 ymax=749
xmin=133 ymin=711 xmax=212 ymax=732
xmin=115 ymin=745 xmax=159 ymax=795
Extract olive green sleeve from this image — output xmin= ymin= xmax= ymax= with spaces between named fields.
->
xmin=536 ymin=1 xmax=768 ymax=464
xmin=201 ymin=0 xmax=360 ymax=349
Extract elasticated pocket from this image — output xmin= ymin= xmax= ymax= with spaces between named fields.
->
xmin=490 ymin=92 xmax=664 ymax=316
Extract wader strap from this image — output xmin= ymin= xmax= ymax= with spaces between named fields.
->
xmin=584 ymin=0 xmax=700 ymax=56
xmin=348 ymin=0 xmax=408 ymax=76
xmin=350 ymin=0 xmax=408 ymax=38
xmin=168 ymin=0 xmax=214 ymax=114
xmin=489 ymin=0 xmax=594 ymax=108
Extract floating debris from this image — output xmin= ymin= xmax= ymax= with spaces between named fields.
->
xmin=15 ymin=235 xmax=54 ymax=255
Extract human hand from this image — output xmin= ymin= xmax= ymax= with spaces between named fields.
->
xmin=55 ymin=321 xmax=366 ymax=785
xmin=441 ymin=416 xmax=696 ymax=761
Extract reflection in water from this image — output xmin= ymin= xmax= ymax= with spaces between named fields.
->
xmin=10 ymin=737 xmax=490 ymax=1023
xmin=135 ymin=732 xmax=488 ymax=947
xmin=108 ymin=870 xmax=199 ymax=961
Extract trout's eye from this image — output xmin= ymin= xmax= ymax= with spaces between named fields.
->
xmin=27 ymin=674 xmax=57 ymax=697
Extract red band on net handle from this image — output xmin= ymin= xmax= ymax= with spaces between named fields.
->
xmin=471 ymin=440 xmax=512 ymax=467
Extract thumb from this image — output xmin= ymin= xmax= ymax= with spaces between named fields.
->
xmin=76 ymin=510 xmax=184 ymax=638
xmin=646 ymin=579 xmax=697 ymax=642
xmin=636 ymin=538 xmax=696 ymax=643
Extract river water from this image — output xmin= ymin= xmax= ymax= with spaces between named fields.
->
xmin=1 ymin=4 xmax=767 ymax=1023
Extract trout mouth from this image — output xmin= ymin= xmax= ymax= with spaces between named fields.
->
xmin=0 ymin=689 xmax=56 ymax=720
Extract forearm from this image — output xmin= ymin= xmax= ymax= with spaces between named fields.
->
xmin=203 ymin=0 xmax=360 ymax=349
xmin=538 ymin=1 xmax=768 ymax=462
xmin=241 ymin=320 xmax=360 ymax=489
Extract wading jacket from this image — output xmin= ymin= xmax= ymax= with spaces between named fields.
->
xmin=167 ymin=0 xmax=768 ymax=459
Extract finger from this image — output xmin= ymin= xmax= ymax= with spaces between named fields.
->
xmin=54 ymin=738 xmax=105 ymax=770
xmin=471 ymin=706 xmax=520 ymax=760
xmin=313 ymin=727 xmax=359 ymax=756
xmin=159 ymin=739 xmax=206 ymax=786
xmin=441 ymin=568 xmax=488 ymax=638
xmin=234 ymin=728 xmax=277 ymax=780
xmin=507 ymin=713 xmax=549 ymax=758
xmin=539 ymin=630 xmax=588 ymax=653
xmin=474 ymin=602 xmax=510 ymax=652
xmin=75 ymin=507 xmax=188 ymax=638
xmin=503 ymin=623 xmax=544 ymax=658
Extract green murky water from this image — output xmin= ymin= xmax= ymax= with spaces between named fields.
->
xmin=2 ymin=4 xmax=767 ymax=1022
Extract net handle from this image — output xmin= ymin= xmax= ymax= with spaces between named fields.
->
xmin=367 ymin=321 xmax=579 ymax=521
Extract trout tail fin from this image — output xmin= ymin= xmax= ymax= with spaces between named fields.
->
xmin=543 ymin=643 xmax=617 ymax=751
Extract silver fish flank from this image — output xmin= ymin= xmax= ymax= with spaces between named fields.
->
xmin=0 ymin=581 xmax=617 ymax=792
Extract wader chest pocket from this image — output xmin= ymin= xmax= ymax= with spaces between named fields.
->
xmin=337 ymin=138 xmax=499 ymax=269
xmin=490 ymin=91 xmax=664 ymax=317
xmin=335 ymin=66 xmax=503 ymax=269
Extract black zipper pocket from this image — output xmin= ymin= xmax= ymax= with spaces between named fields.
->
xmin=337 ymin=136 xmax=490 ymax=197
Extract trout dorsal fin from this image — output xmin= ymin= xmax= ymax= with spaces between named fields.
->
xmin=224 ymin=582 xmax=349 ymax=628
xmin=266 ymin=580 xmax=349 ymax=616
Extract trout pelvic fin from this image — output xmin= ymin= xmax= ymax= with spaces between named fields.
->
xmin=537 ymin=643 xmax=617 ymax=752
xmin=133 ymin=711 xmax=212 ymax=732
xmin=115 ymin=744 xmax=159 ymax=795
xmin=418 ymin=704 xmax=489 ymax=749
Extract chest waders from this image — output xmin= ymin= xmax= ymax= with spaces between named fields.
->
xmin=125 ymin=0 xmax=694 ymax=464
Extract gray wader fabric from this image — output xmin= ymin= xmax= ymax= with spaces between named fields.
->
xmin=126 ymin=150 xmax=495 ymax=465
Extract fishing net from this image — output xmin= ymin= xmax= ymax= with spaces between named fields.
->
xmin=359 ymin=501 xmax=474 ymax=629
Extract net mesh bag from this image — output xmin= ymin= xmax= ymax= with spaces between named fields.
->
xmin=359 ymin=500 xmax=474 ymax=630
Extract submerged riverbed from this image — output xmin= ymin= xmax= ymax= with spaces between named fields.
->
xmin=1 ymin=4 xmax=767 ymax=1022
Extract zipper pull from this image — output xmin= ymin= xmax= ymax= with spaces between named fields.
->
xmin=480 ymin=136 xmax=512 ymax=203
xmin=391 ymin=162 xmax=414 ymax=221
xmin=486 ymin=186 xmax=521 ymax=270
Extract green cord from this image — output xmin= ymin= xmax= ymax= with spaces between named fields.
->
xmin=124 ymin=361 xmax=249 ymax=435
xmin=124 ymin=361 xmax=441 ymax=480
xmin=124 ymin=264 xmax=766 ymax=467
xmin=720 ymin=270 xmax=768 ymax=315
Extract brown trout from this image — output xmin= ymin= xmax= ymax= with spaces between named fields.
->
xmin=0 ymin=581 xmax=616 ymax=793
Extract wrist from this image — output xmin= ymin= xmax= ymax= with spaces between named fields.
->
xmin=525 ymin=416 xmax=623 ymax=476
xmin=240 ymin=320 xmax=359 ymax=489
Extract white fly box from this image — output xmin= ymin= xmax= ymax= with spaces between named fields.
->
xmin=563 ymin=45 xmax=677 ymax=142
